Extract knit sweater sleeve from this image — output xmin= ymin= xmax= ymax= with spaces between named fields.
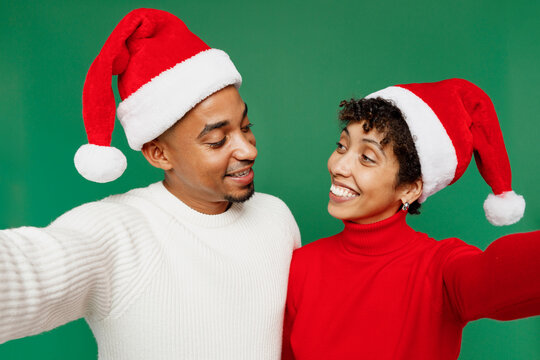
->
xmin=443 ymin=230 xmax=540 ymax=323
xmin=0 ymin=199 xmax=158 ymax=344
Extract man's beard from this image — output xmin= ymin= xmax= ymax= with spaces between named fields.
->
xmin=224 ymin=182 xmax=255 ymax=203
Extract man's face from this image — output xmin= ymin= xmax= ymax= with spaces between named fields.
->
xmin=154 ymin=86 xmax=257 ymax=213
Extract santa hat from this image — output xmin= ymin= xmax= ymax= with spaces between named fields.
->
xmin=365 ymin=78 xmax=525 ymax=226
xmin=74 ymin=8 xmax=242 ymax=183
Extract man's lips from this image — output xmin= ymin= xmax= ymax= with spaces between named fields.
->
xmin=226 ymin=166 xmax=252 ymax=177
xmin=225 ymin=167 xmax=254 ymax=185
xmin=225 ymin=160 xmax=255 ymax=176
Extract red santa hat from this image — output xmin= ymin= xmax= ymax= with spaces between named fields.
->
xmin=74 ymin=8 xmax=242 ymax=183
xmin=365 ymin=78 xmax=525 ymax=226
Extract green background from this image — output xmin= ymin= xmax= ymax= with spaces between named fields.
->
xmin=1 ymin=0 xmax=539 ymax=358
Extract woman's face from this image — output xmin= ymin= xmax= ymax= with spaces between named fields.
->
xmin=327 ymin=121 xmax=411 ymax=224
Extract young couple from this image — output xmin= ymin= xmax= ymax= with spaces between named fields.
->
xmin=0 ymin=8 xmax=538 ymax=360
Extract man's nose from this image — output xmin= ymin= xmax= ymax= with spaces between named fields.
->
xmin=233 ymin=133 xmax=257 ymax=161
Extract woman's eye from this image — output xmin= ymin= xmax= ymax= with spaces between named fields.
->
xmin=242 ymin=123 xmax=254 ymax=132
xmin=208 ymin=138 xmax=226 ymax=148
xmin=336 ymin=142 xmax=346 ymax=151
xmin=361 ymin=154 xmax=374 ymax=163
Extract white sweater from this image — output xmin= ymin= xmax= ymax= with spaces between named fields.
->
xmin=0 ymin=182 xmax=300 ymax=359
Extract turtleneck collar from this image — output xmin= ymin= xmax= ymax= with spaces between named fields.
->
xmin=142 ymin=181 xmax=244 ymax=228
xmin=339 ymin=210 xmax=418 ymax=256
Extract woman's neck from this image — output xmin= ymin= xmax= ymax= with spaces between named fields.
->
xmin=339 ymin=210 xmax=417 ymax=256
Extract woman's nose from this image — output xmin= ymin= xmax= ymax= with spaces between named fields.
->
xmin=329 ymin=153 xmax=352 ymax=177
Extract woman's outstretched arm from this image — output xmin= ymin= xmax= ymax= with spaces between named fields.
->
xmin=444 ymin=230 xmax=540 ymax=323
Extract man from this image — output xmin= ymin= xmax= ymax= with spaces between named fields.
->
xmin=0 ymin=8 xmax=300 ymax=359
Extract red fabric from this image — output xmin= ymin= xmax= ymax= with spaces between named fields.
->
xmin=397 ymin=79 xmax=474 ymax=183
xmin=115 ymin=9 xmax=210 ymax=99
xmin=397 ymin=79 xmax=512 ymax=195
xmin=282 ymin=211 xmax=540 ymax=360
xmin=82 ymin=8 xmax=210 ymax=146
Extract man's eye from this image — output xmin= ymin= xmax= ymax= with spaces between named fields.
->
xmin=336 ymin=142 xmax=346 ymax=151
xmin=208 ymin=138 xmax=226 ymax=148
xmin=242 ymin=123 xmax=254 ymax=132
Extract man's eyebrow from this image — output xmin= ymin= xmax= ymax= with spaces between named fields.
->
xmin=362 ymin=138 xmax=386 ymax=157
xmin=197 ymin=103 xmax=248 ymax=139
xmin=197 ymin=120 xmax=229 ymax=139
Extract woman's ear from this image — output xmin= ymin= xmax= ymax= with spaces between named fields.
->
xmin=141 ymin=140 xmax=173 ymax=170
xmin=400 ymin=178 xmax=423 ymax=204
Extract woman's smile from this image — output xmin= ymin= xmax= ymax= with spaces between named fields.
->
xmin=329 ymin=182 xmax=360 ymax=202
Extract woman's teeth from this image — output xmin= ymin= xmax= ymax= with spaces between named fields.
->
xmin=330 ymin=184 xmax=359 ymax=198
xmin=229 ymin=169 xmax=250 ymax=177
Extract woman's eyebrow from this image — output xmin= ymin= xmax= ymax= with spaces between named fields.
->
xmin=362 ymin=138 xmax=386 ymax=158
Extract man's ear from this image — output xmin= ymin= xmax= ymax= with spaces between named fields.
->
xmin=399 ymin=178 xmax=423 ymax=204
xmin=141 ymin=140 xmax=173 ymax=170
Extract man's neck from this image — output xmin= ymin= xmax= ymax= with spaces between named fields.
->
xmin=162 ymin=179 xmax=230 ymax=215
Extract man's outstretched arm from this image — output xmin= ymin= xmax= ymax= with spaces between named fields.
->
xmin=0 ymin=225 xmax=108 ymax=342
xmin=0 ymin=199 xmax=156 ymax=344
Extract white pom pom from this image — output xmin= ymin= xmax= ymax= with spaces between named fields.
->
xmin=74 ymin=144 xmax=127 ymax=183
xmin=483 ymin=191 xmax=525 ymax=226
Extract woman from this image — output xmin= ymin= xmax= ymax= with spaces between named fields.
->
xmin=282 ymin=79 xmax=540 ymax=359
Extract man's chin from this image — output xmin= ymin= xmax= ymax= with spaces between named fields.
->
xmin=224 ymin=183 xmax=255 ymax=203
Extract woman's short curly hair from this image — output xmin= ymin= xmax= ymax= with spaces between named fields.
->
xmin=338 ymin=97 xmax=422 ymax=215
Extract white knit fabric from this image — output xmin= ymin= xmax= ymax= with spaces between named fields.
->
xmin=0 ymin=182 xmax=300 ymax=359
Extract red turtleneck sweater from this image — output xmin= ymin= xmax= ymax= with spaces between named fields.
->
xmin=282 ymin=211 xmax=540 ymax=359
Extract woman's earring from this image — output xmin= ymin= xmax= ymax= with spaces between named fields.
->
xmin=402 ymin=202 xmax=410 ymax=211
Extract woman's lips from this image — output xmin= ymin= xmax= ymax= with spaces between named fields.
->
xmin=329 ymin=183 xmax=360 ymax=202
